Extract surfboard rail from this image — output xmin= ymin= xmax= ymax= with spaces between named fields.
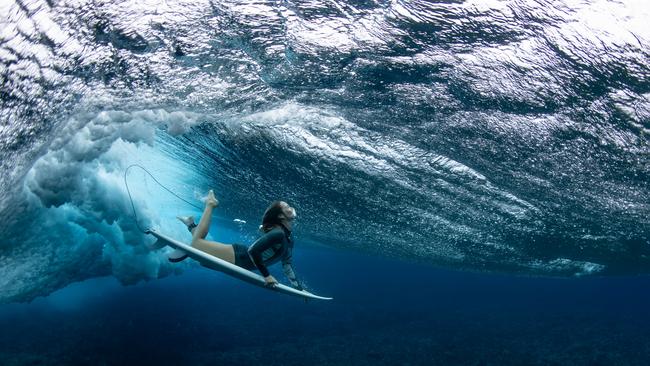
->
xmin=147 ymin=229 xmax=333 ymax=301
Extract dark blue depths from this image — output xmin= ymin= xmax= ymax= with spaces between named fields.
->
xmin=2 ymin=246 xmax=650 ymax=366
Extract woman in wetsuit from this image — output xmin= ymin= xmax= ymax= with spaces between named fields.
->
xmin=178 ymin=190 xmax=302 ymax=289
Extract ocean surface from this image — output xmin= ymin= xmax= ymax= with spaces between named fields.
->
xmin=1 ymin=0 xmax=649 ymax=364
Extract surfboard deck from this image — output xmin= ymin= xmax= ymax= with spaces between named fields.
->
xmin=148 ymin=229 xmax=333 ymax=300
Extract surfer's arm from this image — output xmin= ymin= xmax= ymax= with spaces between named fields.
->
xmin=282 ymin=256 xmax=302 ymax=290
xmin=247 ymin=229 xmax=284 ymax=277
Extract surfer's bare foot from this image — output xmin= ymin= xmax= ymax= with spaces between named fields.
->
xmin=177 ymin=215 xmax=195 ymax=226
xmin=206 ymin=190 xmax=218 ymax=208
xmin=177 ymin=215 xmax=196 ymax=232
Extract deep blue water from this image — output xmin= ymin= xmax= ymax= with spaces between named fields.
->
xmin=2 ymin=245 xmax=650 ymax=365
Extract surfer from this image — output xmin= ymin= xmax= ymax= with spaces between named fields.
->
xmin=177 ymin=190 xmax=303 ymax=290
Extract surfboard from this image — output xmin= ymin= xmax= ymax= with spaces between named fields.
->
xmin=147 ymin=229 xmax=333 ymax=301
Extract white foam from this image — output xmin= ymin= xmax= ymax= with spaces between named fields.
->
xmin=528 ymin=258 xmax=605 ymax=276
xmin=1 ymin=108 xmax=202 ymax=303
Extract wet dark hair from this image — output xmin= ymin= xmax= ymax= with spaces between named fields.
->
xmin=261 ymin=201 xmax=288 ymax=233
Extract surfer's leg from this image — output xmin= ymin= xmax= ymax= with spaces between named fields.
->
xmin=195 ymin=226 xmax=208 ymax=239
xmin=192 ymin=238 xmax=236 ymax=264
xmin=192 ymin=190 xmax=218 ymax=241
xmin=190 ymin=190 xmax=236 ymax=264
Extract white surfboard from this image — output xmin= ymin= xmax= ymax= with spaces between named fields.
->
xmin=148 ymin=229 xmax=333 ymax=301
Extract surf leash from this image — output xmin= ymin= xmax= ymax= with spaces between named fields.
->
xmin=123 ymin=164 xmax=203 ymax=234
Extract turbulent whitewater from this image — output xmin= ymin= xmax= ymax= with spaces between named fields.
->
xmin=0 ymin=0 xmax=648 ymax=303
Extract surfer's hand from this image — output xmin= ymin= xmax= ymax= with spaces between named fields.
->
xmin=264 ymin=275 xmax=278 ymax=287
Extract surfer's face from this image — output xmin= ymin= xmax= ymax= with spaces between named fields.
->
xmin=280 ymin=202 xmax=296 ymax=221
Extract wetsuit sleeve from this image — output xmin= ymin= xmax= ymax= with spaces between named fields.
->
xmin=282 ymin=249 xmax=302 ymax=290
xmin=247 ymin=229 xmax=284 ymax=277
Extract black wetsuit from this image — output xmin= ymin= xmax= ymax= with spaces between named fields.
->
xmin=232 ymin=225 xmax=302 ymax=289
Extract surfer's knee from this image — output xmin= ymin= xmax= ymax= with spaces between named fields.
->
xmin=191 ymin=237 xmax=204 ymax=249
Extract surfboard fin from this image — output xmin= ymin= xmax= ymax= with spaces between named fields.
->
xmin=168 ymin=249 xmax=189 ymax=263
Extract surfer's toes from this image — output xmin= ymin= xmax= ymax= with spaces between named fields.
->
xmin=177 ymin=215 xmax=197 ymax=233
xmin=206 ymin=189 xmax=219 ymax=207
